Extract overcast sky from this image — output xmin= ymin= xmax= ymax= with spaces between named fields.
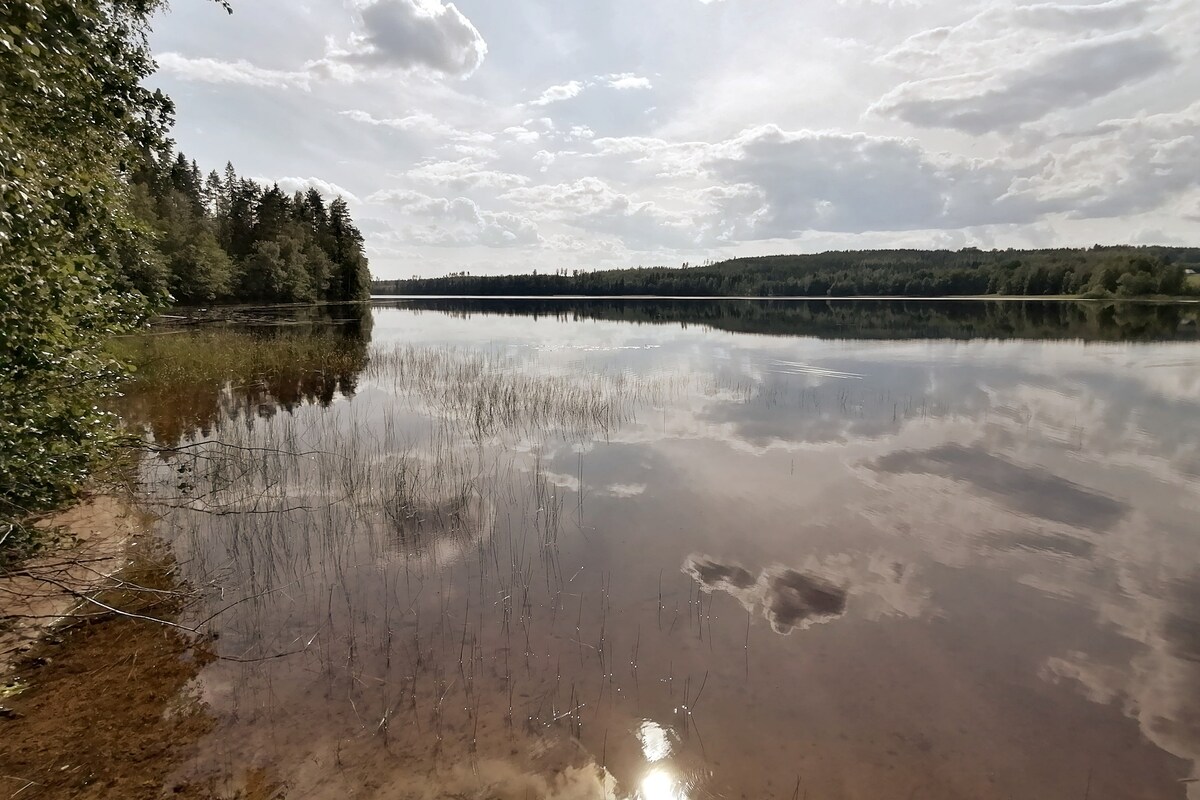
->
xmin=149 ymin=0 xmax=1200 ymax=279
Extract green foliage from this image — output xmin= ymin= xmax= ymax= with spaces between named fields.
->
xmin=0 ymin=0 xmax=369 ymax=553
xmin=378 ymin=246 xmax=1200 ymax=299
xmin=130 ymin=150 xmax=371 ymax=304
xmin=1 ymin=0 xmax=168 ymax=522
xmin=1117 ymin=270 xmax=1157 ymax=297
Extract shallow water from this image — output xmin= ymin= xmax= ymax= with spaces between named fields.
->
xmin=139 ymin=300 xmax=1200 ymax=799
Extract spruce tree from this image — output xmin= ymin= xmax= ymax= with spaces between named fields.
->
xmin=329 ymin=197 xmax=370 ymax=301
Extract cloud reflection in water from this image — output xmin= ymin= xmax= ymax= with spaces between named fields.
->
xmin=684 ymin=556 xmax=848 ymax=634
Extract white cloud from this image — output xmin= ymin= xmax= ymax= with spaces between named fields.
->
xmin=605 ymin=73 xmax=653 ymax=90
xmin=604 ymin=482 xmax=646 ymax=498
xmin=252 ymin=176 xmax=360 ymax=203
xmin=525 ymin=73 xmax=652 ymax=108
xmin=502 ymin=126 xmax=541 ymax=144
xmin=528 ymin=80 xmax=585 ymax=106
xmin=502 ymin=177 xmax=696 ymax=249
xmin=1012 ymin=0 xmax=1150 ymax=31
xmin=589 ymin=136 xmax=711 ymax=177
xmin=452 ymin=143 xmax=501 ymax=159
xmin=150 ymin=0 xmax=1200 ymax=277
xmin=324 ymin=0 xmax=487 ymax=77
xmin=1029 ymin=102 xmax=1200 ymax=219
xmin=339 ymin=109 xmax=494 ymax=143
xmin=155 ymin=53 xmax=312 ymax=90
xmin=404 ymin=158 xmax=530 ymax=190
xmin=705 ymin=125 xmax=1047 ymax=235
xmin=873 ymin=1 xmax=1181 ymax=135
xmin=368 ymin=189 xmax=540 ymax=247
xmin=874 ymin=31 xmax=1175 ymax=134
xmin=157 ymin=0 xmax=488 ymax=93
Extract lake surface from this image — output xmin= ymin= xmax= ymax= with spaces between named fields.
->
xmin=138 ymin=299 xmax=1200 ymax=799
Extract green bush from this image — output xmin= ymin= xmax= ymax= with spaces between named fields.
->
xmin=1 ymin=0 xmax=167 ymax=524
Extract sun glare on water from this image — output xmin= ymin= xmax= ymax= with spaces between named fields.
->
xmin=640 ymin=767 xmax=686 ymax=800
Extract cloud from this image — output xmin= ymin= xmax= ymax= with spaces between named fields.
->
xmin=151 ymin=0 xmax=1200 ymax=273
xmin=871 ymin=444 xmax=1129 ymax=531
xmin=368 ymin=189 xmax=540 ymax=247
xmin=589 ymin=136 xmax=712 ymax=178
xmin=1041 ymin=573 xmax=1200 ymax=793
xmin=874 ymin=31 xmax=1175 ymax=134
xmin=404 ymin=158 xmax=530 ymax=190
xmin=155 ymin=53 xmax=312 ymax=90
xmin=684 ymin=556 xmax=848 ymax=634
xmin=605 ymin=73 xmax=653 ymax=90
xmin=158 ymin=1 xmax=487 ymax=91
xmin=252 ymin=176 xmax=360 ymax=203
xmin=325 ymin=0 xmax=487 ymax=77
xmin=339 ymin=109 xmax=495 ymax=144
xmin=1012 ymin=0 xmax=1151 ymax=31
xmin=503 ymin=177 xmax=624 ymax=215
xmin=837 ymin=0 xmax=928 ymax=5
xmin=503 ymin=177 xmax=696 ymax=249
xmin=602 ymin=482 xmax=646 ymax=498
xmin=1034 ymin=102 xmax=1200 ymax=219
xmin=704 ymin=125 xmax=1047 ymax=236
xmin=502 ymin=126 xmax=541 ymax=144
xmin=525 ymin=74 xmax=653 ymax=107
xmin=529 ymin=80 xmax=585 ymax=106
xmin=683 ymin=552 xmax=928 ymax=634
xmin=368 ymin=105 xmax=1200 ymax=256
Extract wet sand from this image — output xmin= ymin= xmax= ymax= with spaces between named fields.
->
xmin=0 ymin=536 xmax=215 ymax=799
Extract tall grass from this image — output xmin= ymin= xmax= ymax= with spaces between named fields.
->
xmin=129 ymin=335 xmax=715 ymax=797
xmin=112 ymin=329 xmax=367 ymax=391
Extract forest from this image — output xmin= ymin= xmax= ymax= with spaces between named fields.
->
xmin=375 ymin=246 xmax=1200 ymax=299
xmin=0 ymin=0 xmax=368 ymax=533
xmin=128 ymin=150 xmax=371 ymax=305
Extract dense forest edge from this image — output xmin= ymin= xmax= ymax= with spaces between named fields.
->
xmin=0 ymin=0 xmax=368 ymax=552
xmin=130 ymin=150 xmax=371 ymax=306
xmin=374 ymin=246 xmax=1200 ymax=299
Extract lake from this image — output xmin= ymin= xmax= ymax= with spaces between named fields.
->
xmin=134 ymin=299 xmax=1200 ymax=799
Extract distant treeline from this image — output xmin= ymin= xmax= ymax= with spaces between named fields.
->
xmin=374 ymin=247 xmax=1200 ymax=299
xmin=128 ymin=150 xmax=371 ymax=305
xmin=376 ymin=297 xmax=1200 ymax=343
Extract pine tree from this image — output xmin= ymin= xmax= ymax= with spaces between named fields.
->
xmin=127 ymin=151 xmax=371 ymax=305
xmin=204 ymin=170 xmax=224 ymax=217
xmin=329 ymin=197 xmax=371 ymax=301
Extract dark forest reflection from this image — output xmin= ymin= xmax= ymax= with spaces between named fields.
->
xmin=114 ymin=304 xmax=372 ymax=447
xmin=377 ymin=296 xmax=1200 ymax=341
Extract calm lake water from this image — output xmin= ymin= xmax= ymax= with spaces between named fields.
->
xmin=139 ymin=299 xmax=1200 ymax=799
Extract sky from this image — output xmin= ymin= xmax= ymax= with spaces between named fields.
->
xmin=148 ymin=0 xmax=1200 ymax=279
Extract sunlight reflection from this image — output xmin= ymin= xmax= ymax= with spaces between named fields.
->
xmin=637 ymin=720 xmax=674 ymax=762
xmin=640 ymin=767 xmax=687 ymax=800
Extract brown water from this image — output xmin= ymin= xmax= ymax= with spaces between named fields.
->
xmin=138 ymin=300 xmax=1200 ymax=799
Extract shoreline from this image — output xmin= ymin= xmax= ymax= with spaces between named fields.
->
xmin=0 ymin=495 xmax=214 ymax=799
xmin=370 ymin=293 xmax=1200 ymax=303
xmin=0 ymin=496 xmax=141 ymax=677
